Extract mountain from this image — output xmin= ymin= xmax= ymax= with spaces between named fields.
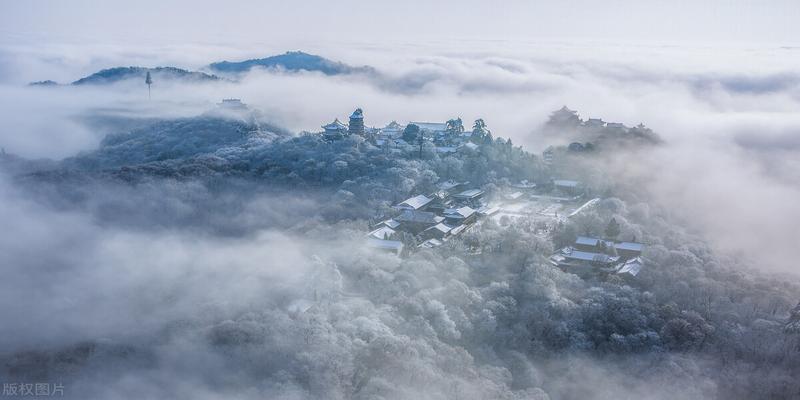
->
xmin=63 ymin=110 xmax=288 ymax=171
xmin=71 ymin=66 xmax=221 ymax=85
xmin=209 ymin=51 xmax=375 ymax=75
xmin=28 ymin=80 xmax=60 ymax=87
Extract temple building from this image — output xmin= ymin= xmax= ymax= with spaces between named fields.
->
xmin=322 ymin=118 xmax=348 ymax=140
xmin=349 ymin=108 xmax=365 ymax=136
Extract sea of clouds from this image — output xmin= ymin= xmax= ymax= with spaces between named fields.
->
xmin=1 ymin=40 xmax=798 ymax=272
xmin=1 ymin=40 xmax=799 ymax=399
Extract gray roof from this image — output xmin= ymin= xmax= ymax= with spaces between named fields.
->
xmin=576 ymin=236 xmax=605 ymax=246
xmin=396 ymin=210 xmax=444 ymax=224
xmin=576 ymin=236 xmax=645 ymax=253
xmin=562 ymin=247 xmax=619 ymax=264
xmin=615 ymin=242 xmax=645 ymax=252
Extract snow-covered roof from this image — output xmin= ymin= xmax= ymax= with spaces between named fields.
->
xmin=323 ymin=119 xmax=347 ymax=130
xmin=617 ymin=257 xmax=643 ymax=276
xmin=350 ymin=108 xmax=363 ymax=119
xmin=449 ymin=224 xmax=467 ymax=236
xmin=461 ymin=142 xmax=479 ymax=150
xmin=444 ymin=206 xmax=476 ymax=219
xmin=477 ymin=206 xmax=500 ymax=216
xmin=385 ymin=121 xmax=402 ymax=129
xmin=425 ymin=223 xmax=452 ymax=234
xmin=454 ymin=189 xmax=484 ymax=199
xmin=368 ymin=226 xmax=396 ymax=240
xmin=378 ymin=219 xmax=400 ymax=229
xmin=549 ymin=253 xmax=565 ymax=266
xmin=397 ymin=194 xmax=433 ymax=210
xmin=409 ymin=122 xmax=448 ymax=132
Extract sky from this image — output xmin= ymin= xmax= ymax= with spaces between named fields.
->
xmin=2 ymin=0 xmax=800 ymax=47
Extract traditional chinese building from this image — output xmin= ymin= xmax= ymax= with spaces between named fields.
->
xmin=322 ymin=118 xmax=348 ymax=140
xmin=349 ymin=108 xmax=365 ymax=136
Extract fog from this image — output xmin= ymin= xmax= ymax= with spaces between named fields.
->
xmin=2 ymin=41 xmax=799 ymax=273
xmin=2 ymin=4 xmax=800 ymax=399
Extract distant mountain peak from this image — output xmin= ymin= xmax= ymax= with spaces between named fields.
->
xmin=70 ymin=66 xmax=221 ymax=85
xmin=209 ymin=51 xmax=375 ymax=75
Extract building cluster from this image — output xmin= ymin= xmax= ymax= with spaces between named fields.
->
xmin=321 ymin=108 xmax=483 ymax=154
xmin=549 ymin=106 xmax=648 ymax=132
xmin=366 ymin=180 xmax=498 ymax=255
xmin=319 ymin=107 xmax=649 ymax=280
xmin=549 ymin=236 xmax=645 ymax=279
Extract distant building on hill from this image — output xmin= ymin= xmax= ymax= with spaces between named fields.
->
xmin=409 ymin=122 xmax=448 ymax=136
xmin=606 ymin=122 xmax=625 ymax=129
xmin=548 ymin=106 xmax=582 ymax=127
xmin=584 ymin=118 xmax=606 ymax=128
